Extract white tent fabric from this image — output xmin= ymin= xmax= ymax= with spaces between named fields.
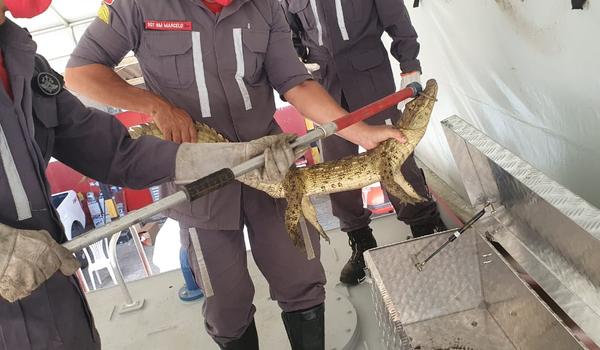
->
xmin=392 ymin=0 xmax=600 ymax=207
xmin=9 ymin=0 xmax=102 ymax=72
xmin=10 ymin=0 xmax=600 ymax=208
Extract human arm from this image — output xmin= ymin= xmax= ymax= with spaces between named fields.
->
xmin=284 ymin=81 xmax=405 ymax=149
xmin=64 ymin=0 xmax=195 ymax=143
xmin=374 ymin=0 xmax=421 ymax=74
xmin=53 ymin=89 xmax=297 ymax=188
xmin=65 ymin=64 xmax=196 ymax=143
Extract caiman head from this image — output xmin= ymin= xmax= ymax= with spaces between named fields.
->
xmin=395 ymin=79 xmax=438 ymax=133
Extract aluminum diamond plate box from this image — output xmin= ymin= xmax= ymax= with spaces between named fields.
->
xmin=443 ymin=116 xmax=600 ymax=344
xmin=365 ymin=231 xmax=583 ymax=350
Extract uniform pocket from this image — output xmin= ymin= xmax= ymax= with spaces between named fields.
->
xmin=140 ymin=32 xmax=194 ymax=88
xmin=350 ymin=48 xmax=385 ymax=71
xmin=241 ymin=29 xmax=269 ymax=86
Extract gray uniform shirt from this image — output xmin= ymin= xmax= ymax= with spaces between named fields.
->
xmin=284 ymin=0 xmax=420 ymax=119
xmin=0 ymin=20 xmax=178 ymax=242
xmin=68 ymin=0 xmax=312 ymax=230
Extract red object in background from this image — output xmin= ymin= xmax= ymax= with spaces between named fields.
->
xmin=362 ymin=186 xmax=395 ymax=217
xmin=123 ymin=188 xmax=154 ymax=211
xmin=0 ymin=50 xmax=13 ymax=99
xmin=273 ymin=106 xmax=315 ymax=165
xmin=114 ymin=110 xmax=153 ymax=128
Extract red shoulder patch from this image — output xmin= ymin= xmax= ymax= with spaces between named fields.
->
xmin=104 ymin=0 xmax=115 ymax=5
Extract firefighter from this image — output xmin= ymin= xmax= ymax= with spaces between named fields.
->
xmin=64 ymin=0 xmax=406 ymax=348
xmin=0 ymin=0 xmax=306 ymax=349
xmin=282 ymin=0 xmax=447 ymax=286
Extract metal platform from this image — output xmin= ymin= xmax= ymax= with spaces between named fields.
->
xmin=86 ymin=270 xmax=358 ymax=350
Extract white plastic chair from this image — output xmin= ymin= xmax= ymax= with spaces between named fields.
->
xmin=83 ymin=238 xmax=117 ymax=290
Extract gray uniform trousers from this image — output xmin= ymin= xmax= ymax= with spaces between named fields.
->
xmin=321 ymin=96 xmax=438 ymax=232
xmin=182 ymin=185 xmax=327 ymax=343
xmin=0 ymin=274 xmax=101 ymax=350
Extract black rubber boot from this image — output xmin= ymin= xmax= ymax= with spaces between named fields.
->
xmin=410 ymin=216 xmax=448 ymax=238
xmin=339 ymin=227 xmax=377 ymax=285
xmin=281 ymin=304 xmax=325 ymax=350
xmin=217 ymin=320 xmax=259 ymax=350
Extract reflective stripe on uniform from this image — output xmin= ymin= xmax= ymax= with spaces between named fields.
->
xmin=0 ymin=124 xmax=32 ymax=221
xmin=309 ymin=0 xmax=324 ymax=46
xmin=334 ymin=0 xmax=349 ymax=41
xmin=189 ymin=227 xmax=214 ymax=297
xmin=232 ymin=28 xmax=253 ymax=111
xmin=191 ymin=31 xmax=212 ymax=118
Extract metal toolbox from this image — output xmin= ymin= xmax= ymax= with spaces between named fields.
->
xmin=365 ymin=230 xmax=583 ymax=350
xmin=364 ymin=116 xmax=600 ymax=349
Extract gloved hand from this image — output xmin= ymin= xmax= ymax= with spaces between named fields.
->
xmin=175 ymin=133 xmax=302 ymax=184
xmin=298 ymin=57 xmax=320 ymax=75
xmin=304 ymin=62 xmax=321 ymax=75
xmin=399 ymin=71 xmax=421 ymax=109
xmin=401 ymin=71 xmax=421 ymax=89
xmin=0 ymin=223 xmax=80 ymax=303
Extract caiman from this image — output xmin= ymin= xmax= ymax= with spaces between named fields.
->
xmin=129 ymin=79 xmax=438 ymax=255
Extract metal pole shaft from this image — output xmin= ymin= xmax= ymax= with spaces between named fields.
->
xmin=64 ymin=191 xmax=188 ymax=252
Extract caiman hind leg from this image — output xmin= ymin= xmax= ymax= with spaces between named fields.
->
xmin=282 ymin=170 xmax=307 ymax=253
xmin=380 ymin=167 xmax=421 ymax=206
xmin=390 ymin=161 xmax=423 ymax=203
xmin=382 ymin=144 xmax=423 ymax=203
xmin=301 ymin=196 xmax=330 ymax=243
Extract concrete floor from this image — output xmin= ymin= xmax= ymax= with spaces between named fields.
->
xmin=83 ymin=194 xmax=441 ymax=349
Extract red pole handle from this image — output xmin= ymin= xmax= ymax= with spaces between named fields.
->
xmin=334 ymin=82 xmax=422 ymax=131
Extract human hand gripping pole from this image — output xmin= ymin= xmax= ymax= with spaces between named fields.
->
xmin=63 ymin=83 xmax=422 ymax=253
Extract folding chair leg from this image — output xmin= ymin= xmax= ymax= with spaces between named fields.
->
xmin=88 ymin=269 xmax=96 ymax=290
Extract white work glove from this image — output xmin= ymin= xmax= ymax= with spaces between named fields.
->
xmin=0 ymin=223 xmax=80 ymax=303
xmin=399 ymin=71 xmax=422 ymax=109
xmin=175 ymin=133 xmax=301 ymax=184
xmin=300 ymin=58 xmax=321 ymax=74
xmin=401 ymin=71 xmax=422 ymax=89
xmin=305 ymin=62 xmax=321 ymax=74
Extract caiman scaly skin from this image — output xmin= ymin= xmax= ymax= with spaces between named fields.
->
xmin=129 ymin=79 xmax=438 ymax=253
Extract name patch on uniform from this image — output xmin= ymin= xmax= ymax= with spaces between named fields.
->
xmin=144 ymin=20 xmax=192 ymax=31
